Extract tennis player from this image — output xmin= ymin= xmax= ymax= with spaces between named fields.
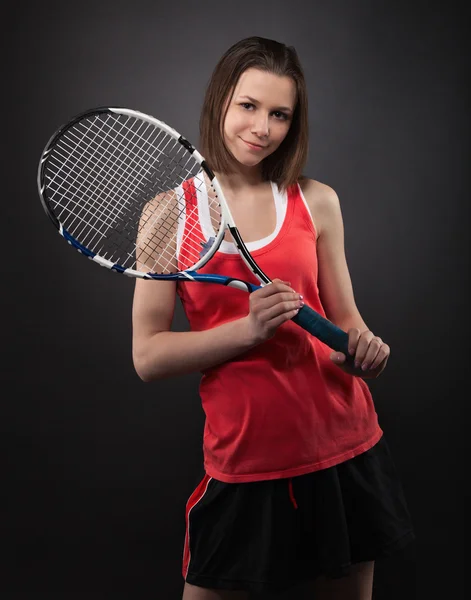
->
xmin=132 ymin=36 xmax=415 ymax=600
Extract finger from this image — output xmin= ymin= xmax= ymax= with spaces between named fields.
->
xmin=353 ymin=330 xmax=374 ymax=367
xmin=267 ymin=307 xmax=302 ymax=330
xmin=330 ymin=351 xmax=346 ymax=364
xmin=369 ymin=345 xmax=390 ymax=371
xmin=261 ymin=296 xmax=304 ymax=321
xmin=347 ymin=328 xmax=361 ymax=357
xmin=257 ymin=280 xmax=296 ymax=298
xmin=257 ymin=291 xmax=303 ymax=311
xmin=271 ymin=278 xmax=293 ymax=288
xmin=360 ymin=338 xmax=383 ymax=371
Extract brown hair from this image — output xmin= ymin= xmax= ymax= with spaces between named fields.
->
xmin=199 ymin=36 xmax=309 ymax=190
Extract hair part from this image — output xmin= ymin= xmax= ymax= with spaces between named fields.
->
xmin=199 ymin=36 xmax=309 ymax=191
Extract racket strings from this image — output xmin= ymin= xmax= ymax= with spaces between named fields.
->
xmin=50 ymin=116 xmax=172 ymax=252
xmin=136 ymin=177 xmax=220 ymax=274
xmin=51 ymin=116 xmax=206 ymax=268
xmin=48 ymin=121 xmax=147 ymax=254
xmin=43 ymin=112 xmax=223 ymax=273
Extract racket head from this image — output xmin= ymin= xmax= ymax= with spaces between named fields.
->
xmin=37 ymin=107 xmax=227 ymax=278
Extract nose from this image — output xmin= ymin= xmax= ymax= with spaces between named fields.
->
xmin=251 ymin=112 xmax=269 ymax=138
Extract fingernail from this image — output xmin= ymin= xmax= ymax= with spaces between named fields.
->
xmin=361 ymin=363 xmax=368 ymax=371
xmin=354 ymin=361 xmax=360 ymax=369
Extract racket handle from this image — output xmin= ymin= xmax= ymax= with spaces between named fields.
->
xmin=292 ymin=305 xmax=352 ymax=358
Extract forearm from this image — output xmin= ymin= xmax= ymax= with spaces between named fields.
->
xmin=334 ymin=309 xmax=369 ymax=336
xmin=134 ymin=317 xmax=257 ymax=382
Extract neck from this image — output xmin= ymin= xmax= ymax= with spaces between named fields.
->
xmin=215 ymin=156 xmax=267 ymax=191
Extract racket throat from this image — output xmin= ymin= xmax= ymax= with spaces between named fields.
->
xmin=228 ymin=225 xmax=271 ymax=285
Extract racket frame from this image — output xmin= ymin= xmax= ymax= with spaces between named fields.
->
xmin=37 ymin=106 xmax=271 ymax=285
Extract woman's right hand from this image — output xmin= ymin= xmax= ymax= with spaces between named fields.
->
xmin=243 ymin=278 xmax=304 ymax=344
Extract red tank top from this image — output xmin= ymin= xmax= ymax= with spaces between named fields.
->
xmin=176 ymin=177 xmax=382 ymax=483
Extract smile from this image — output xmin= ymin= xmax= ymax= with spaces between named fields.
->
xmin=241 ymin=138 xmax=267 ymax=151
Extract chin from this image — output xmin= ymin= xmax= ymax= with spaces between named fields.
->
xmin=231 ymin=150 xmax=264 ymax=168
xmin=240 ymin=158 xmax=263 ymax=167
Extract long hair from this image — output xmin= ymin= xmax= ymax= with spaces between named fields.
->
xmin=199 ymin=36 xmax=309 ymax=190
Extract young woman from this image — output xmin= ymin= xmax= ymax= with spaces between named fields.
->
xmin=132 ymin=37 xmax=415 ymax=600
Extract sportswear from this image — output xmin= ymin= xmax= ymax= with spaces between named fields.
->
xmin=176 ymin=175 xmax=382 ymax=483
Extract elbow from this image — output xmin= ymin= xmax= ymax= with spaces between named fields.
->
xmin=134 ymin=363 xmax=163 ymax=383
xmin=135 ymin=366 xmax=155 ymax=383
xmin=133 ymin=361 xmax=151 ymax=382
xmin=133 ymin=351 xmax=162 ymax=383
xmin=132 ymin=332 xmax=178 ymax=381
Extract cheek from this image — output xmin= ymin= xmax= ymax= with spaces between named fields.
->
xmin=272 ymin=122 xmax=291 ymax=145
xmin=225 ymin=111 xmax=248 ymax=137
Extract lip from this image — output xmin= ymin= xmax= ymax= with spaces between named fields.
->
xmin=241 ymin=138 xmax=267 ymax=150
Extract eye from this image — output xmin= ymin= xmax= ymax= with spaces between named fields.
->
xmin=240 ymin=102 xmax=255 ymax=110
xmin=272 ymin=110 xmax=289 ymax=121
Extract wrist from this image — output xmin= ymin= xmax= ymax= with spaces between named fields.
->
xmin=238 ymin=315 xmax=262 ymax=348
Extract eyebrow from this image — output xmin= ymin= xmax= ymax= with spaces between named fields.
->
xmin=238 ymin=95 xmax=293 ymax=113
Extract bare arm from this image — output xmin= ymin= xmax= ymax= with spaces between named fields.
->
xmin=132 ymin=192 xmax=258 ymax=381
xmin=301 ymin=179 xmax=390 ymax=377
xmin=132 ymin=279 xmax=257 ymax=381
xmin=132 ymin=278 xmax=303 ymax=381
xmin=301 ymin=179 xmax=368 ymax=333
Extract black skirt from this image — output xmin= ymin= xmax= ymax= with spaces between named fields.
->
xmin=182 ymin=435 xmax=415 ymax=594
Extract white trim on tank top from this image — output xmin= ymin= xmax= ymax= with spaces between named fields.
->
xmin=195 ymin=171 xmax=288 ymax=254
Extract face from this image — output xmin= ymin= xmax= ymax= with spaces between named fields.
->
xmin=222 ymin=68 xmax=296 ymax=170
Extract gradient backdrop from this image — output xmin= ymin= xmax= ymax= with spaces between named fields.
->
xmin=2 ymin=1 xmax=468 ymax=599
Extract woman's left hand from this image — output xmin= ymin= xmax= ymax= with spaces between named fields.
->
xmin=330 ymin=328 xmax=390 ymax=379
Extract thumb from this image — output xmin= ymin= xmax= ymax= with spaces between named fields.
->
xmin=330 ymin=352 xmax=346 ymax=364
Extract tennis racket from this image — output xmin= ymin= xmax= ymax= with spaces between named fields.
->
xmin=37 ymin=106 xmax=351 ymax=355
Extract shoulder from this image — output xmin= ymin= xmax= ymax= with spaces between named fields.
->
xmin=298 ymin=178 xmax=341 ymax=237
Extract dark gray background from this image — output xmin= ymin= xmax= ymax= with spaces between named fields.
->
xmin=2 ymin=1 xmax=468 ymax=598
